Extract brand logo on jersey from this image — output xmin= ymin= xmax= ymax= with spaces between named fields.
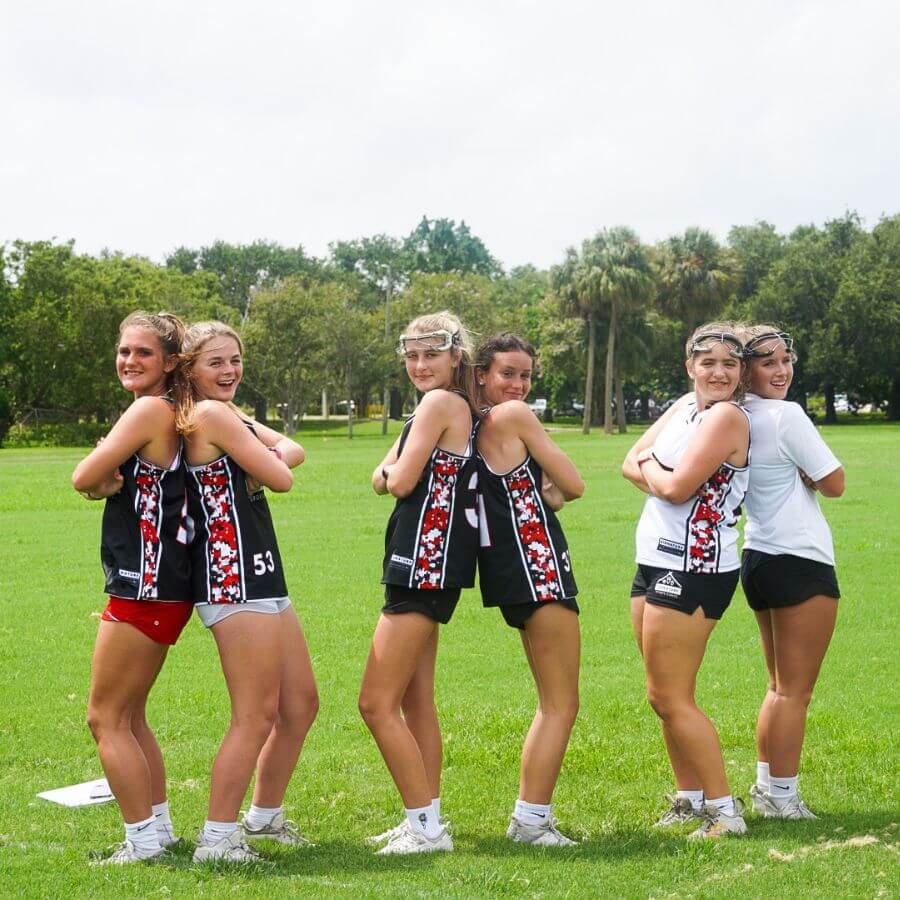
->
xmin=118 ymin=569 xmax=141 ymax=582
xmin=390 ymin=553 xmax=414 ymax=568
xmin=657 ymin=538 xmax=685 ymax=556
xmin=654 ymin=571 xmax=683 ymax=597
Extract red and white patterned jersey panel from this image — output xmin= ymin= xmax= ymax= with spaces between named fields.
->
xmin=100 ymin=446 xmax=192 ymax=602
xmin=477 ymin=454 xmax=577 ymax=606
xmin=186 ymin=449 xmax=288 ymax=604
xmin=382 ymin=412 xmax=480 ymax=590
xmin=635 ymin=400 xmax=750 ymax=573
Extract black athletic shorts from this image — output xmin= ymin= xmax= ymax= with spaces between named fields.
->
xmin=497 ymin=597 xmax=580 ymax=630
xmin=631 ymin=565 xmax=739 ymax=620
xmin=382 ymin=585 xmax=461 ymax=624
xmin=741 ymin=549 xmax=840 ymax=612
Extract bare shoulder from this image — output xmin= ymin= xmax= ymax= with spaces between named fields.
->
xmin=490 ymin=399 xmax=533 ymax=424
xmin=418 ymin=389 xmax=469 ymax=417
xmin=128 ymin=395 xmax=174 ymax=424
xmin=193 ymin=399 xmax=238 ymax=430
xmin=705 ymin=401 xmax=749 ymax=429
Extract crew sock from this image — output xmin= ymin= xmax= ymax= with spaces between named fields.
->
xmin=756 ymin=761 xmax=770 ymax=791
xmin=514 ymin=799 xmax=552 ymax=827
xmin=124 ymin=815 xmax=163 ymax=856
xmin=405 ymin=804 xmax=441 ymax=839
xmin=676 ymin=790 xmax=705 ymax=812
xmin=152 ymin=800 xmax=176 ymax=845
xmin=244 ymin=805 xmax=282 ymax=830
xmin=705 ymin=795 xmax=736 ymax=817
xmin=769 ymin=775 xmax=799 ymax=799
xmin=202 ymin=820 xmax=240 ymax=845
xmin=431 ymin=797 xmax=441 ymax=820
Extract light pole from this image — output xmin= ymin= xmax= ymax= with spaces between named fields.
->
xmin=381 ymin=265 xmax=393 ymax=435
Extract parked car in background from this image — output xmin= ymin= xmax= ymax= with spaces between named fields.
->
xmin=529 ymin=398 xmax=548 ymax=419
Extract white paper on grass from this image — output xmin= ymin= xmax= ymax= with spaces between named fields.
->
xmin=37 ymin=778 xmax=115 ymax=807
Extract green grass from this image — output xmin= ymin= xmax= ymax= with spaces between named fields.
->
xmin=1 ymin=424 xmax=898 ymax=898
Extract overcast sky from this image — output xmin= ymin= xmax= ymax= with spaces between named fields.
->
xmin=3 ymin=0 xmax=898 ymax=270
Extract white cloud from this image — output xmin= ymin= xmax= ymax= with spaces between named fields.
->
xmin=2 ymin=0 xmax=898 ymax=269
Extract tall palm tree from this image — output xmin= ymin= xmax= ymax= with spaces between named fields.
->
xmin=655 ymin=227 xmax=733 ymax=328
xmin=553 ymin=229 xmax=654 ymax=435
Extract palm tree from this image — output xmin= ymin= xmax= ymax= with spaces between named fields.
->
xmin=655 ymin=227 xmax=733 ymax=328
xmin=552 ymin=229 xmax=654 ymax=434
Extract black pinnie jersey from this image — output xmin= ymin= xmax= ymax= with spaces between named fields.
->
xmin=477 ymin=453 xmax=577 ymax=607
xmin=382 ymin=408 xmax=480 ymax=590
xmin=186 ymin=424 xmax=288 ymax=604
xmin=100 ymin=443 xmax=192 ymax=602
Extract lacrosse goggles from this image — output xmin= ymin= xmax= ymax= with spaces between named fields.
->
xmin=398 ymin=329 xmax=461 ymax=354
xmin=689 ymin=331 xmax=746 ymax=359
xmin=744 ymin=330 xmax=795 ymax=358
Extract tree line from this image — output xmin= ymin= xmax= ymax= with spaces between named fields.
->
xmin=2 ymin=212 xmax=898 ymax=444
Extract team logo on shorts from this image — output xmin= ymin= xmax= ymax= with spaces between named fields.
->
xmin=654 ymin=571 xmax=683 ymax=598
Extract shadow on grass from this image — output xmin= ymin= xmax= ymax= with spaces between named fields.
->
xmin=159 ymin=838 xmax=449 ymax=879
xmin=152 ymin=810 xmax=899 ymax=880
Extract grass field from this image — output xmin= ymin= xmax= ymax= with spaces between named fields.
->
xmin=1 ymin=422 xmax=898 ymax=898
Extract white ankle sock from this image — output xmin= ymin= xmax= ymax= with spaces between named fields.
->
xmin=152 ymin=801 xmax=175 ymax=843
xmin=125 ymin=815 xmax=163 ymax=856
xmin=431 ymin=797 xmax=441 ymax=820
xmin=514 ymin=799 xmax=552 ymax=826
xmin=244 ymin=805 xmax=282 ymax=829
xmin=676 ymin=790 xmax=705 ymax=812
xmin=405 ymin=804 xmax=441 ymax=839
xmin=202 ymin=820 xmax=239 ymax=844
xmin=769 ymin=774 xmax=798 ymax=798
xmin=705 ymin=795 xmax=736 ymax=817
xmin=756 ymin=761 xmax=770 ymax=790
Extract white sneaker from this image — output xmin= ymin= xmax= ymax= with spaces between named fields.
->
xmin=688 ymin=800 xmax=748 ymax=839
xmin=242 ymin=811 xmax=314 ymax=846
xmin=157 ymin=826 xmax=179 ymax=848
xmin=749 ymin=784 xmax=770 ymax=815
xmin=375 ymin=827 xmax=453 ymax=855
xmin=366 ymin=819 xmax=408 ymax=846
xmin=653 ymin=794 xmax=702 ymax=827
xmin=750 ymin=786 xmax=817 ymax=820
xmin=192 ymin=829 xmax=261 ymax=862
xmin=506 ymin=815 xmax=577 ymax=846
xmin=90 ymin=840 xmax=165 ymax=865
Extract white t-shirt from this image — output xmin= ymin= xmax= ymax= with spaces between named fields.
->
xmin=635 ymin=401 xmax=749 ymax=573
xmin=742 ymin=395 xmax=841 ymax=565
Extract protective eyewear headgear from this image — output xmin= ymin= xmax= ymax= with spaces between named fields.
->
xmin=398 ymin=330 xmax=459 ymax=354
xmin=689 ymin=331 xmax=745 ymax=359
xmin=745 ymin=331 xmax=795 ymax=357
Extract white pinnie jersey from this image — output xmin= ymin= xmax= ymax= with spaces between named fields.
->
xmin=742 ymin=395 xmax=840 ymax=565
xmin=635 ymin=400 xmax=750 ymax=573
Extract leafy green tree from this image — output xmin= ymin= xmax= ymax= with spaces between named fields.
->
xmin=727 ymin=221 xmax=785 ymax=303
xmin=402 ymin=217 xmax=502 ymax=278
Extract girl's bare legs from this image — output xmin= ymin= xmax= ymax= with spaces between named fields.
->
xmin=517 ymin=604 xmax=580 ymax=804
xmin=754 ymin=609 xmax=777 ymax=766
xmin=251 ymin=608 xmax=319 ymax=807
xmin=765 ymin=596 xmax=837 ymax=777
xmin=631 ymin=596 xmax=702 ymax=790
xmin=358 ymin=613 xmax=438 ymax=809
xmin=641 ymin=604 xmax=729 ymax=800
xmin=398 ymin=628 xmax=442 ymax=799
xmin=86 ymin=621 xmax=168 ymax=823
xmin=207 ymin=612 xmax=283 ymax=821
